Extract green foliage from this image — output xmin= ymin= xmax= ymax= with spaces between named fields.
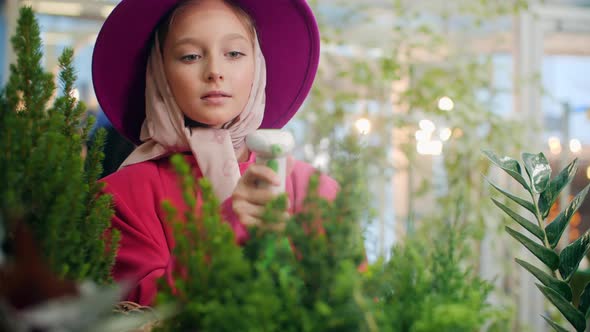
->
xmin=539 ymin=160 xmax=577 ymax=219
xmin=154 ymin=136 xmax=501 ymax=331
xmin=488 ymin=181 xmax=537 ymax=215
xmin=547 ymin=185 xmax=590 ymax=249
xmin=577 ymin=282 xmax=590 ymax=318
xmin=154 ymin=152 xmax=380 ymax=331
xmin=0 ymin=6 xmax=118 ymax=283
xmin=522 ymin=153 xmax=551 ymax=194
xmin=366 ymin=222 xmax=504 ymax=332
xmin=543 ymin=316 xmax=570 ymax=332
xmin=484 ymin=151 xmax=531 ymax=191
xmin=486 ymin=151 xmax=590 ymax=332
xmin=154 ymin=154 xmax=283 ymax=331
xmin=515 ymin=258 xmax=572 ymax=301
xmin=492 ymin=198 xmax=543 ymax=241
xmin=505 ymin=226 xmax=559 ymax=270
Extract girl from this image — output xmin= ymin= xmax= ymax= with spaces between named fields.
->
xmin=93 ymin=0 xmax=337 ymax=306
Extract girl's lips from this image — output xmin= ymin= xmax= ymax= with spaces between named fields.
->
xmin=201 ymin=90 xmax=231 ymax=98
xmin=201 ymin=95 xmax=230 ymax=105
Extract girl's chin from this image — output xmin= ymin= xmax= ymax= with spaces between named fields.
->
xmin=184 ymin=115 xmax=234 ymax=129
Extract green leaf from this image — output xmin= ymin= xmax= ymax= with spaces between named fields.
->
xmin=542 ymin=315 xmax=571 ymax=332
xmin=506 ymin=226 xmax=559 ymax=270
xmin=492 ymin=198 xmax=544 ymax=241
xmin=546 ymin=184 xmax=590 ymax=249
xmin=539 ymin=159 xmax=578 ymax=219
xmin=488 ymin=180 xmax=536 ymax=216
xmin=522 ymin=152 xmax=551 ymax=194
xmin=515 ymin=258 xmax=572 ymax=301
xmin=537 ymin=284 xmax=586 ymax=332
xmin=559 ymin=231 xmax=590 ymax=282
xmin=263 ymin=240 xmax=277 ymax=267
xmin=578 ymin=282 xmax=590 ymax=318
xmin=483 ymin=150 xmax=530 ymax=191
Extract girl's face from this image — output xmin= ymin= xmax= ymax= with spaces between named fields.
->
xmin=162 ymin=0 xmax=255 ymax=128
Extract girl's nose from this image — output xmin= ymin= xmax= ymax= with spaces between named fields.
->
xmin=204 ymin=58 xmax=224 ymax=82
xmin=207 ymin=72 xmax=224 ymax=81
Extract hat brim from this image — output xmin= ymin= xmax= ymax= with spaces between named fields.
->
xmin=92 ymin=0 xmax=320 ymax=145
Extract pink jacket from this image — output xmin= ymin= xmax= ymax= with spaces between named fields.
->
xmin=101 ymin=152 xmax=338 ymax=305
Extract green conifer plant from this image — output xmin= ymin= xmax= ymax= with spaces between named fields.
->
xmin=485 ymin=150 xmax=590 ymax=332
xmin=364 ymin=219 xmax=504 ymax=332
xmin=0 ymin=6 xmax=119 ymax=284
xmin=153 ymin=148 xmax=380 ymax=331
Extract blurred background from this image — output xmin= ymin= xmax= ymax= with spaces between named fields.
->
xmin=1 ymin=0 xmax=589 ymax=330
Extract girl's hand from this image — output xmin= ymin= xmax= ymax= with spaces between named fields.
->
xmin=231 ymin=164 xmax=288 ymax=230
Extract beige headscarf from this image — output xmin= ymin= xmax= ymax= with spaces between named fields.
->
xmin=120 ymin=35 xmax=266 ymax=201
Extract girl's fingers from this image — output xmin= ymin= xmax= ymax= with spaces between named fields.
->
xmin=240 ymin=215 xmax=261 ymax=228
xmin=233 ymin=185 xmax=277 ymax=205
xmin=232 ymin=200 xmax=265 ymax=219
xmin=249 ymin=189 xmax=279 ymax=205
xmin=244 ymin=215 xmax=289 ymax=232
xmin=261 ymin=221 xmax=286 ymax=232
xmin=259 ymin=212 xmax=290 ymax=232
xmin=231 ymin=163 xmax=290 ymax=226
xmin=243 ymin=164 xmax=281 ymax=186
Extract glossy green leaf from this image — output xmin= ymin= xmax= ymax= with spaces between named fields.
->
xmin=483 ymin=150 xmax=530 ymax=191
xmin=506 ymin=226 xmax=559 ymax=270
xmin=515 ymin=258 xmax=572 ymax=301
xmin=537 ymin=284 xmax=586 ymax=332
xmin=488 ymin=180 xmax=536 ymax=216
xmin=578 ymin=282 xmax=590 ymax=319
xmin=546 ymin=184 xmax=590 ymax=249
xmin=542 ymin=315 xmax=571 ymax=332
xmin=522 ymin=152 xmax=551 ymax=194
xmin=559 ymin=231 xmax=590 ymax=282
xmin=493 ymin=198 xmax=544 ymax=241
xmin=539 ymin=159 xmax=578 ymax=219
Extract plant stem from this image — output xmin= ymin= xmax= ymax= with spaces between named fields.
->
xmin=530 ymin=191 xmax=564 ymax=281
xmin=353 ymin=287 xmax=378 ymax=332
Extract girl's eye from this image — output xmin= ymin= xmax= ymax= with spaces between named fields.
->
xmin=181 ymin=54 xmax=200 ymax=62
xmin=227 ymin=51 xmax=245 ymax=59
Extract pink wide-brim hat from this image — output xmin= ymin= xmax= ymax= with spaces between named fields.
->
xmin=92 ymin=0 xmax=320 ymax=145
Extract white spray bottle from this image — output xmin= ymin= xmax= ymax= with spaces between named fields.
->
xmin=245 ymin=129 xmax=295 ymax=194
